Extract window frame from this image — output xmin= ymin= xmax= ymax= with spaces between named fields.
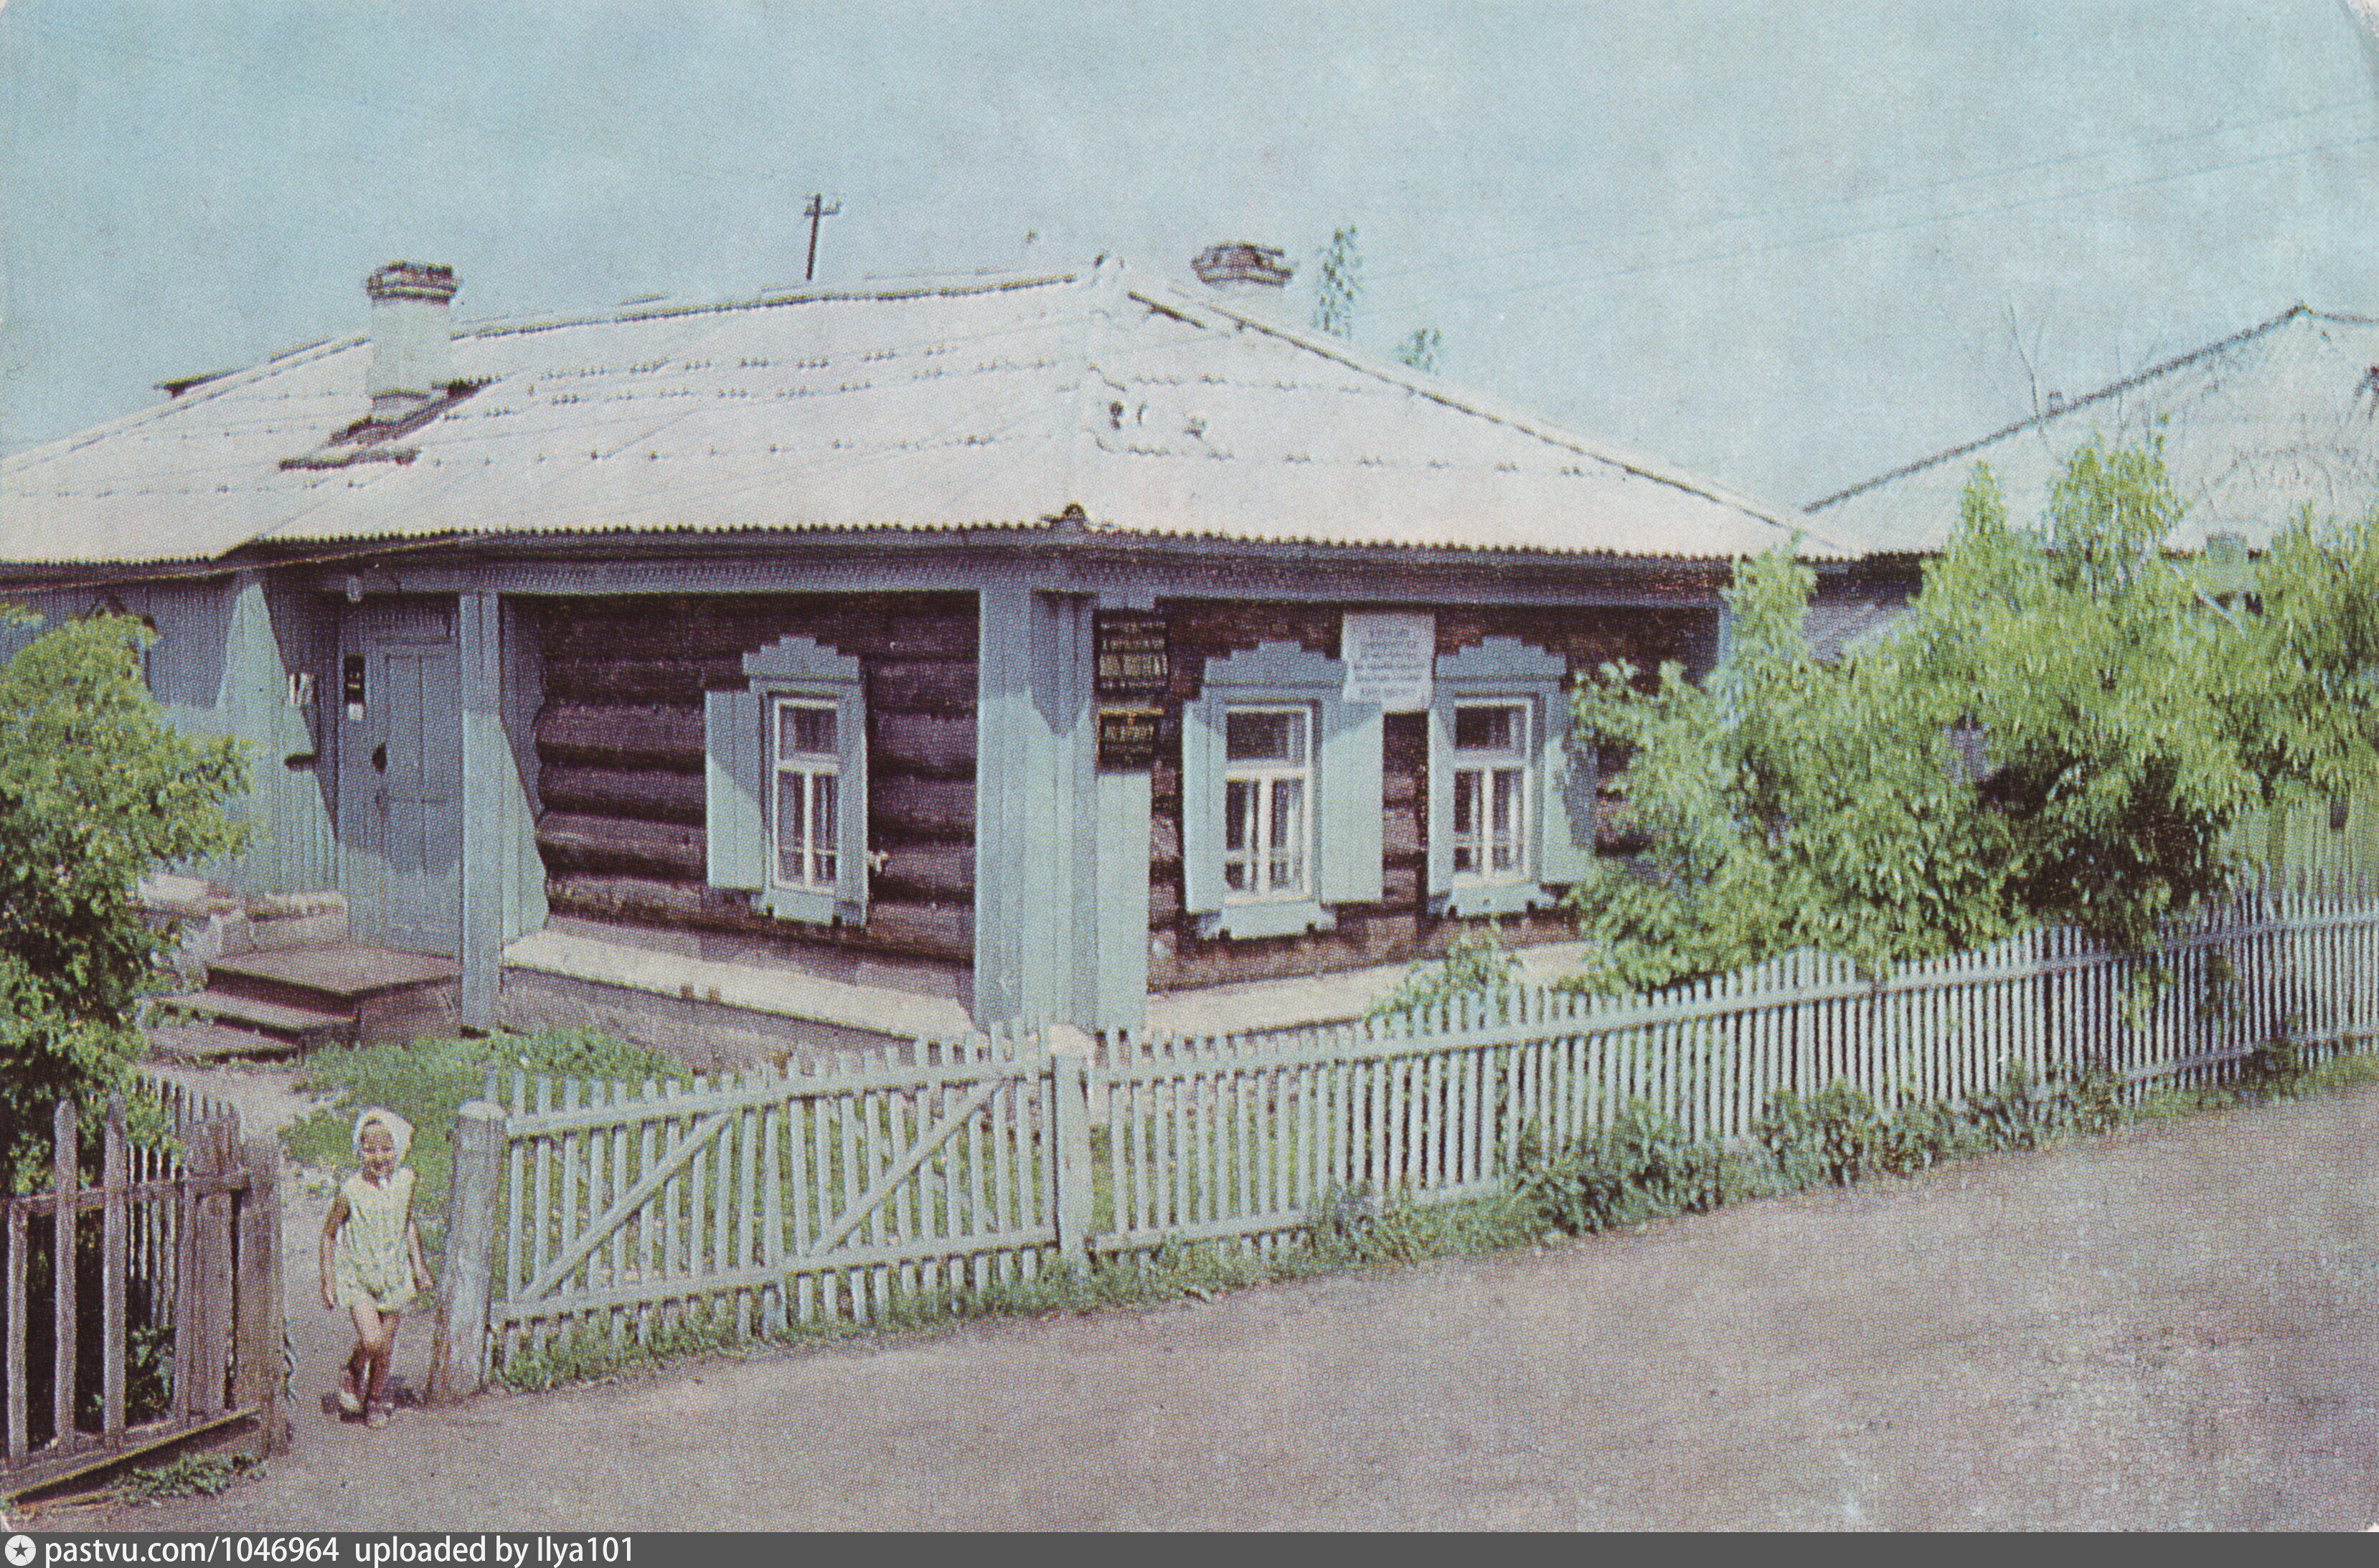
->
xmin=704 ymin=635 xmax=869 ymax=927
xmin=1181 ymin=640 xmax=1383 ymax=940
xmin=1221 ymin=702 xmax=1315 ymax=905
xmin=1446 ymin=699 xmax=1532 ymax=888
xmin=1426 ymin=638 xmax=1591 ymax=919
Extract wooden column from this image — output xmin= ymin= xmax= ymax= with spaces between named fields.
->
xmin=974 ymin=587 xmax=1098 ymax=1029
xmin=458 ymin=590 xmax=504 ymax=1029
xmin=1046 ymin=1027 xmax=1095 ymax=1270
xmin=193 ymin=1118 xmax=235 ymax=1415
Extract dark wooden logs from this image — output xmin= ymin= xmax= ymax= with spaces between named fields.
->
xmin=545 ymin=873 xmax=973 ymax=960
xmin=873 ymin=841 xmax=974 ymax=902
xmin=537 ymin=703 xmax=703 ymax=764
xmin=873 ymin=775 xmax=974 ymax=839
xmin=538 ymin=813 xmax=705 ymax=879
xmin=873 ymin=712 xmax=974 ymax=778
xmin=540 ymin=765 xmax=705 ymax=825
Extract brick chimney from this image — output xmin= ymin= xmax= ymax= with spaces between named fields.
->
xmin=364 ymin=263 xmax=458 ymax=422
xmin=1192 ymin=243 xmax=1291 ymax=299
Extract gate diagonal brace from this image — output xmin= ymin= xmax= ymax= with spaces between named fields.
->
xmin=800 ymin=1077 xmax=1007 ymax=1259
xmin=518 ymin=1108 xmax=737 ymax=1301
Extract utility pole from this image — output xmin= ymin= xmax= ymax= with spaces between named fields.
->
xmin=803 ymin=193 xmax=843 ymax=283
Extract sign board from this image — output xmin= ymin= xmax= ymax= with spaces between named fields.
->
xmin=1095 ymin=610 xmax=1171 ymax=704
xmin=1341 ymin=612 xmax=1435 ymax=711
xmin=1097 ymin=706 xmax=1162 ymax=770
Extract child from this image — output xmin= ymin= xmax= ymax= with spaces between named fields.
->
xmin=320 ymin=1107 xmax=433 ymax=1428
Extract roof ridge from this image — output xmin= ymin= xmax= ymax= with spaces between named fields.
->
xmin=1803 ymin=303 xmax=2317 ymax=514
xmin=3 ymin=334 xmax=359 ymax=473
xmin=456 ymin=268 xmax=1084 ymax=342
xmin=1118 ymin=265 xmax=1832 ymax=552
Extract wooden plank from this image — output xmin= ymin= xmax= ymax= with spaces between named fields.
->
xmin=52 ymin=1100 xmax=78 ymax=1450
xmin=805 ymin=1078 xmax=1006 ymax=1258
xmin=6 ymin=1201 xmax=27 ymax=1460
xmin=197 ymin=1120 xmax=237 ymax=1414
xmin=101 ymin=1100 xmax=126 ymax=1444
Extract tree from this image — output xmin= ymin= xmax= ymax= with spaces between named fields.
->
xmin=1395 ymin=325 xmax=1442 ymax=374
xmin=1562 ymin=438 xmax=2379 ymax=993
xmin=1311 ymin=226 xmax=1362 ymax=340
xmin=0 ymin=610 xmax=249 ymax=1186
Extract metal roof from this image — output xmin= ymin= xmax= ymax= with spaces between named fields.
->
xmin=1806 ymin=306 xmax=2379 ymax=554
xmin=1 ymin=258 xmax=1836 ymax=568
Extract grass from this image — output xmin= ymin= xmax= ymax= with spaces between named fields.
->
xmin=118 ymin=1451 xmax=259 ymax=1503
xmin=281 ymin=1028 xmax=689 ymax=1253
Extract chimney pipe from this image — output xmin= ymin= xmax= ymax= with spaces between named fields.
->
xmin=365 ymin=262 xmax=458 ymax=422
xmin=1192 ymin=243 xmax=1291 ymax=300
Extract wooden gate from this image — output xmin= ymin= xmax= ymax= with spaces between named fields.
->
xmin=441 ymin=1033 xmax=1060 ymax=1382
xmin=1 ymin=1087 xmax=283 ymax=1500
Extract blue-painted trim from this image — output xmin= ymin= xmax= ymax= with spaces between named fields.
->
xmin=1197 ymin=899 xmax=1337 ymax=940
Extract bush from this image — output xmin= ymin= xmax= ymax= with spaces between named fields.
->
xmin=1514 ymin=1101 xmax=1742 ymax=1237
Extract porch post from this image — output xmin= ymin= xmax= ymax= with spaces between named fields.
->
xmin=975 ymin=587 xmax=1089 ymax=1028
xmin=457 ymin=591 xmax=504 ymax=1028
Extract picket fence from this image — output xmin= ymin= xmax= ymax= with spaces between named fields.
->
xmin=429 ymin=875 xmax=2379 ymax=1388
xmin=1 ymin=1079 xmax=282 ymax=1498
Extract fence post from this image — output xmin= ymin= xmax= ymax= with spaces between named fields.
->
xmin=232 ymin=1134 xmax=284 ymax=1455
xmin=429 ymin=1100 xmax=506 ymax=1404
xmin=1047 ymin=1027 xmax=1095 ymax=1275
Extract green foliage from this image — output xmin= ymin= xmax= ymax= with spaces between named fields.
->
xmin=1311 ymin=225 xmax=1362 ymax=339
xmin=1513 ymin=1102 xmax=1743 ymax=1234
xmin=1395 ymin=324 xmax=1442 ymax=374
xmin=1565 ymin=439 xmax=2379 ymax=993
xmin=282 ymin=1029 xmax=686 ymax=1238
xmin=0 ymin=610 xmax=250 ymax=1189
xmin=1366 ymin=926 xmax=1522 ymax=1020
xmin=122 ymin=1450 xmax=258 ymax=1502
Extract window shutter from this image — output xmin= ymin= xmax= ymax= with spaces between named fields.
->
xmin=835 ymin=685 xmax=870 ymax=917
xmin=1537 ymin=695 xmax=1596 ymax=884
xmin=1179 ymin=695 xmax=1224 ymax=915
xmin=1316 ymin=699 xmax=1385 ymax=905
xmin=704 ymin=687 xmax=764 ymax=890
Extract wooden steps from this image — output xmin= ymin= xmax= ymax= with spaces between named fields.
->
xmin=163 ymin=942 xmax=461 ymax=1052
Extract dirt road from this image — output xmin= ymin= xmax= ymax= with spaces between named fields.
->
xmin=51 ymin=1075 xmax=2379 ymax=1530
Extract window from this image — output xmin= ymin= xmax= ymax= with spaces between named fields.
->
xmin=704 ymin=636 xmax=867 ymax=925
xmin=1427 ymin=638 xmax=1593 ymax=918
xmin=773 ymin=699 xmax=841 ymax=892
xmin=1223 ymin=705 xmax=1311 ymax=901
xmin=1182 ymin=641 xmax=1382 ymax=940
xmin=1448 ymin=702 xmax=1530 ymax=884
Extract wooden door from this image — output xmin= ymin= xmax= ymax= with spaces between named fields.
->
xmin=339 ymin=601 xmax=462 ymax=956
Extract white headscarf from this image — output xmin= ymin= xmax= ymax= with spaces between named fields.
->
xmin=352 ymin=1106 xmax=414 ymax=1166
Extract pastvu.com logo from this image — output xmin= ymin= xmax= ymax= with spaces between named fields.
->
xmin=6 ymin=1532 xmax=36 ymax=1566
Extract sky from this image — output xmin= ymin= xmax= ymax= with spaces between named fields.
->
xmin=5 ymin=0 xmax=2379 ymax=512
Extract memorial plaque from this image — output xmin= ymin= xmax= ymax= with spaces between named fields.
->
xmin=1097 ymin=706 xmax=1162 ymax=770
xmin=1342 ymin=611 xmax=1435 ymax=711
xmin=1095 ymin=610 xmax=1171 ymax=704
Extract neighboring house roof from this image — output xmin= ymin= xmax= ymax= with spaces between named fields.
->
xmin=1 ymin=258 xmax=1836 ymax=569
xmin=1806 ymin=305 xmax=2379 ymax=554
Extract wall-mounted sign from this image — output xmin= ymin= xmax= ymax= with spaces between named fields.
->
xmin=342 ymin=653 xmax=367 ymax=722
xmin=1097 ymin=706 xmax=1162 ymax=770
xmin=1342 ymin=612 xmax=1434 ymax=712
xmin=1095 ymin=611 xmax=1170 ymax=704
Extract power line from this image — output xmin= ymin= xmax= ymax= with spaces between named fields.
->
xmin=1396 ymin=128 xmax=2379 ymax=314
xmin=1370 ymin=93 xmax=2377 ymax=288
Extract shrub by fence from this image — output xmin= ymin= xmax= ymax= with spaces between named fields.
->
xmin=1 ymin=1080 xmax=282 ymax=1499
xmin=429 ymin=874 xmax=2379 ymax=1393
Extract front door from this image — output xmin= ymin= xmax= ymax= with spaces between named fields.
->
xmin=339 ymin=600 xmax=462 ymax=956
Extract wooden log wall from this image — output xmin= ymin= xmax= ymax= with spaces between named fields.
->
xmin=529 ymin=593 xmax=977 ymax=965
xmin=1146 ymin=598 xmax=1717 ymax=991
